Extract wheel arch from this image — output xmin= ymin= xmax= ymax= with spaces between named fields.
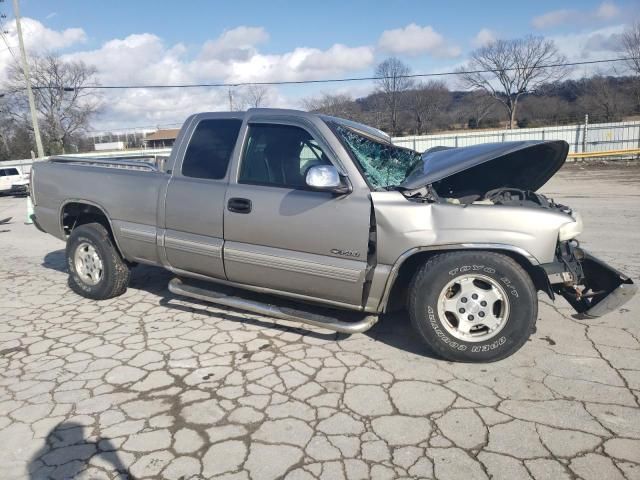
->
xmin=379 ymin=244 xmax=551 ymax=313
xmin=59 ymin=199 xmax=126 ymax=259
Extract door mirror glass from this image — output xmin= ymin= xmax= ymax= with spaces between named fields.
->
xmin=305 ymin=165 xmax=348 ymax=193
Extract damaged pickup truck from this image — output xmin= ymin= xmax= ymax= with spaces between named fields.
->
xmin=30 ymin=109 xmax=636 ymax=362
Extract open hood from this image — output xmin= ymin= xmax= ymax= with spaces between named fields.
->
xmin=400 ymin=140 xmax=569 ymax=198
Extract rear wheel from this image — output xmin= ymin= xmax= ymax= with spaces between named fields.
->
xmin=66 ymin=222 xmax=130 ymax=300
xmin=408 ymin=251 xmax=537 ymax=362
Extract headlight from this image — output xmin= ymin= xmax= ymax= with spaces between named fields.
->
xmin=559 ymin=212 xmax=583 ymax=241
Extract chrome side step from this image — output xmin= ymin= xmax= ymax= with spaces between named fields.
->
xmin=168 ymin=278 xmax=379 ymax=334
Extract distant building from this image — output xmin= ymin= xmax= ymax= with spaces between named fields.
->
xmin=94 ymin=141 xmax=126 ymax=151
xmin=144 ymin=128 xmax=180 ymax=148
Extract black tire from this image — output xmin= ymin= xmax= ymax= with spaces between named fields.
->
xmin=66 ymin=222 xmax=131 ymax=300
xmin=408 ymin=251 xmax=537 ymax=363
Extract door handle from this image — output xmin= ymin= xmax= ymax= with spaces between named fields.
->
xmin=227 ymin=197 xmax=252 ymax=214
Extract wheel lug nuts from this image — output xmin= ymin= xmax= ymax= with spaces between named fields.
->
xmin=480 ymin=301 xmax=487 ymax=307
xmin=459 ymin=308 xmax=465 ymax=313
xmin=461 ymin=297 xmax=467 ymax=303
xmin=468 ymin=315 xmax=474 ymax=321
xmin=479 ymin=312 xmax=485 ymax=318
xmin=472 ymin=294 xmax=478 ymax=300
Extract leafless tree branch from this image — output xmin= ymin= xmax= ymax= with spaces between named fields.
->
xmin=458 ymin=36 xmax=569 ymax=128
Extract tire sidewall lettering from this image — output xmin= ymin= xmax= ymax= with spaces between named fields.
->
xmin=432 ymin=264 xmax=519 ymax=355
xmin=470 ymin=336 xmax=507 ymax=353
xmin=449 ymin=265 xmax=496 ymax=277
xmin=427 ymin=305 xmax=467 ymax=351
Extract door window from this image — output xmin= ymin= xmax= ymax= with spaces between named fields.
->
xmin=182 ymin=119 xmax=242 ymax=180
xmin=239 ymin=124 xmax=331 ymax=188
xmin=4 ymin=168 xmax=19 ymax=176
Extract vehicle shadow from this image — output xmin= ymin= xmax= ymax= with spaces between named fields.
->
xmin=27 ymin=421 xmax=131 ymax=479
xmin=42 ymin=249 xmax=67 ymax=273
xmin=367 ymin=310 xmax=443 ymax=359
xmin=42 ymin=250 xmax=440 ymax=358
xmin=143 ymin=265 xmax=442 ymax=358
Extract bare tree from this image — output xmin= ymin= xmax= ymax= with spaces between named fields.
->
xmin=458 ymin=36 xmax=568 ymax=129
xmin=621 ymin=21 xmax=640 ymax=76
xmin=579 ymin=75 xmax=622 ymax=122
xmin=620 ymin=21 xmax=640 ymax=108
xmin=460 ymin=90 xmax=497 ymax=128
xmin=5 ymin=53 xmax=100 ymax=154
xmin=375 ymin=58 xmax=413 ymax=135
xmin=241 ymin=84 xmax=270 ymax=108
xmin=302 ymin=92 xmax=359 ymax=119
xmin=408 ymin=81 xmax=450 ymax=134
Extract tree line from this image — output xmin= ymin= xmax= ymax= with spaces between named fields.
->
xmin=306 ymin=24 xmax=640 ymax=135
xmin=0 ymin=23 xmax=638 ymax=160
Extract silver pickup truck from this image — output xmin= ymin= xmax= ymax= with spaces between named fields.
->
xmin=30 ymin=108 xmax=636 ymax=362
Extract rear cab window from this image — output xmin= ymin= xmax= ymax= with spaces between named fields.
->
xmin=181 ymin=119 xmax=242 ymax=180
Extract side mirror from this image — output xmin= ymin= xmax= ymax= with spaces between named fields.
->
xmin=305 ymin=165 xmax=350 ymax=194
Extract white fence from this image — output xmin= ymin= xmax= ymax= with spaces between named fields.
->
xmin=392 ymin=120 xmax=640 ymax=154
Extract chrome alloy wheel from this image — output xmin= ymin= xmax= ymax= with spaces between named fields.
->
xmin=74 ymin=242 xmax=104 ymax=286
xmin=437 ymin=274 xmax=510 ymax=342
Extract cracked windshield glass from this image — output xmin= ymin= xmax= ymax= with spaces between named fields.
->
xmin=333 ymin=124 xmax=422 ymax=190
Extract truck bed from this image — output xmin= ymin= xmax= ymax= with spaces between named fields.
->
xmin=32 ymin=156 xmax=168 ymax=266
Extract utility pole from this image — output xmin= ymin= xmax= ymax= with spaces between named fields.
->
xmin=12 ymin=0 xmax=44 ymax=157
xmin=583 ymin=114 xmax=589 ymax=153
xmin=228 ymin=87 xmax=233 ymax=111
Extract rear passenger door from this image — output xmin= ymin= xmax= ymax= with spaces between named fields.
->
xmin=162 ymin=116 xmax=243 ymax=279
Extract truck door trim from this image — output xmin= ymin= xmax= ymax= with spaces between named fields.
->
xmin=224 ymin=243 xmax=362 ymax=283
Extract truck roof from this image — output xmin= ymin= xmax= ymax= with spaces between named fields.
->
xmin=190 ymin=108 xmax=392 ymax=144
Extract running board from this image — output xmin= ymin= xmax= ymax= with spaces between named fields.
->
xmin=168 ymin=278 xmax=379 ymax=334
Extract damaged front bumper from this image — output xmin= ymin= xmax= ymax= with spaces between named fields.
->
xmin=541 ymin=242 xmax=637 ymax=317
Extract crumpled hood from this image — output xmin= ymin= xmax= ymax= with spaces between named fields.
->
xmin=400 ymin=140 xmax=569 ymax=198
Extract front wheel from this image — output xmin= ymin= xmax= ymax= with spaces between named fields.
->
xmin=408 ymin=251 xmax=537 ymax=362
xmin=66 ymin=222 xmax=131 ymax=300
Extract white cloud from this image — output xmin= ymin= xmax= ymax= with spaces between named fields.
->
xmin=200 ymin=26 xmax=268 ymax=61
xmin=548 ymin=24 xmax=626 ymax=78
xmin=19 ymin=18 xmax=86 ymax=50
xmin=227 ymin=44 xmax=374 ymax=84
xmin=595 ymin=2 xmax=620 ymax=19
xmin=53 ymin=25 xmax=376 ymax=129
xmin=0 ymin=18 xmax=86 ymax=83
xmin=532 ymin=2 xmax=620 ymax=29
xmin=471 ymin=28 xmax=496 ymax=47
xmin=532 ymin=9 xmax=573 ymax=29
xmin=378 ymin=23 xmax=460 ymax=57
xmin=550 ymin=24 xmax=625 ymax=57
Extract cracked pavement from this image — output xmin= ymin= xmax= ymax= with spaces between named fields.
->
xmin=0 ymin=164 xmax=639 ymax=480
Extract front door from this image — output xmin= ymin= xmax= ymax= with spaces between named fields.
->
xmin=223 ymin=122 xmax=371 ymax=308
xmin=163 ymin=117 xmax=242 ymax=278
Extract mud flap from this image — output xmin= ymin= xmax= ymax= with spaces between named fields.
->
xmin=559 ymin=252 xmax=637 ymax=317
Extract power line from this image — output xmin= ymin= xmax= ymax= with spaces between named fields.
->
xmin=0 ymin=19 xmax=20 ymax=66
xmin=26 ymin=56 xmax=639 ymax=91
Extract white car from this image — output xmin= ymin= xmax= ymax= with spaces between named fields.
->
xmin=0 ymin=167 xmax=28 ymax=194
xmin=10 ymin=176 xmax=29 ymax=195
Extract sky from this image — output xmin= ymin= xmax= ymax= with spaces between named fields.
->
xmin=0 ymin=0 xmax=638 ymax=132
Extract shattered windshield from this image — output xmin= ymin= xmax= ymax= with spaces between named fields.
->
xmin=333 ymin=124 xmax=422 ymax=190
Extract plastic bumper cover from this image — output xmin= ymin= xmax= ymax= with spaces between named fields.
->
xmin=544 ymin=248 xmax=636 ymax=317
